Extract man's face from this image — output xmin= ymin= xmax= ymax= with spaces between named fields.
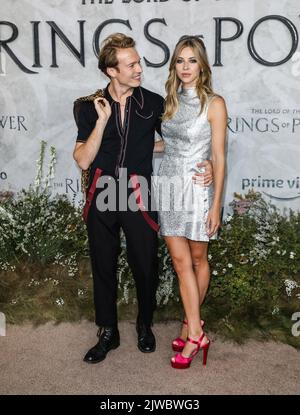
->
xmin=109 ymin=47 xmax=143 ymax=88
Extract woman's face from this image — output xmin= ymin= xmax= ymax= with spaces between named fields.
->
xmin=175 ymin=46 xmax=201 ymax=88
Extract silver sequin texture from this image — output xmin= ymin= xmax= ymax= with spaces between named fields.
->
xmin=156 ymin=87 xmax=217 ymax=241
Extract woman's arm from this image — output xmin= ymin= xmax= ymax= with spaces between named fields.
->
xmin=206 ymin=96 xmax=228 ymax=236
xmin=153 ymin=139 xmax=165 ymax=153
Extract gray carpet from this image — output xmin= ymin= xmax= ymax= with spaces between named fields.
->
xmin=0 ymin=321 xmax=299 ymax=395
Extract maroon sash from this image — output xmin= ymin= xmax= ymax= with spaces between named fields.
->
xmin=82 ymin=168 xmax=103 ymax=223
xmin=130 ymin=174 xmax=160 ymax=233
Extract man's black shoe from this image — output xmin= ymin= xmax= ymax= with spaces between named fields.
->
xmin=83 ymin=326 xmax=120 ymax=364
xmin=136 ymin=318 xmax=156 ymax=353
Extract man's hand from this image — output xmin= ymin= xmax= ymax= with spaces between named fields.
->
xmin=94 ymin=97 xmax=111 ymax=122
xmin=192 ymin=160 xmax=213 ymax=186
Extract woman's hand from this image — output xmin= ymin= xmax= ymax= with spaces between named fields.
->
xmin=94 ymin=97 xmax=111 ymax=122
xmin=154 ymin=139 xmax=165 ymax=153
xmin=206 ymin=205 xmax=221 ymax=238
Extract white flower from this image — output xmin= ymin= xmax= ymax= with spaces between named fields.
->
xmin=212 ymin=270 xmax=218 ymax=276
xmin=0 ymin=206 xmax=15 ymax=223
xmin=284 ymin=279 xmax=299 ymax=297
xmin=228 ymin=263 xmax=233 ymax=268
xmin=208 ymin=254 xmax=212 ymax=260
xmin=55 ymin=298 xmax=64 ymax=306
xmin=224 ymin=214 xmax=233 ymax=223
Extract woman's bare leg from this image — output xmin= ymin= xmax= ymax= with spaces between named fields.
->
xmin=164 ymin=236 xmax=203 ymax=356
xmin=188 ymin=240 xmax=210 ymax=306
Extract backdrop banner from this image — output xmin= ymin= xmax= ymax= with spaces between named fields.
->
xmin=1 ymin=0 xmax=299 ymax=214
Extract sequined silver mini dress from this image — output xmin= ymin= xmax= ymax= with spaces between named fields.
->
xmin=156 ymin=87 xmax=217 ymax=241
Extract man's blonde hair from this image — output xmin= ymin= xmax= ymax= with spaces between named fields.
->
xmin=98 ymin=33 xmax=136 ymax=77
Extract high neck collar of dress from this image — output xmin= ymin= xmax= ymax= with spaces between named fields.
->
xmin=180 ymin=86 xmax=197 ymax=97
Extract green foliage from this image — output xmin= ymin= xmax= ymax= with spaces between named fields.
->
xmin=0 ymin=189 xmax=87 ymax=265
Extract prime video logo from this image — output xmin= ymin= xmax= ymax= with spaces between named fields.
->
xmin=242 ymin=176 xmax=300 ymax=201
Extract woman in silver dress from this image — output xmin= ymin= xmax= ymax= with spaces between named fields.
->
xmin=154 ymin=36 xmax=227 ymax=368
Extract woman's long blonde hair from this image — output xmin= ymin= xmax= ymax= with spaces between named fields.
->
xmin=163 ymin=36 xmax=214 ymax=121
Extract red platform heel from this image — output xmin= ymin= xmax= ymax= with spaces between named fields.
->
xmin=172 ymin=319 xmax=205 ymax=352
xmin=172 ymin=320 xmax=188 ymax=352
xmin=171 ymin=332 xmax=210 ymax=369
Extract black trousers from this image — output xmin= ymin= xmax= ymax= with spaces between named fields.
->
xmin=86 ymin=177 xmax=159 ymax=328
